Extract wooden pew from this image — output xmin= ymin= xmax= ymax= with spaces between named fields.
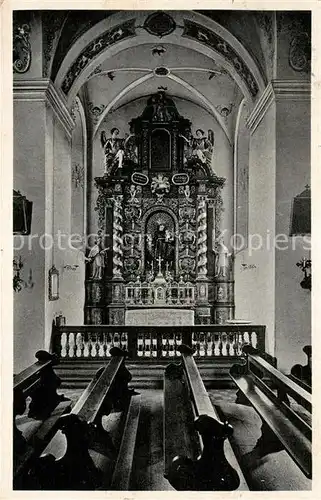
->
xmin=25 ymin=347 xmax=137 ymax=490
xmin=230 ymin=344 xmax=312 ymax=479
xmin=14 ymin=350 xmax=69 ymax=450
xmin=13 ymin=351 xmax=71 ymax=483
xmin=290 ymin=345 xmax=311 ymax=393
xmin=164 ymin=344 xmax=248 ymax=491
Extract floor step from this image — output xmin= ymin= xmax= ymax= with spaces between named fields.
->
xmin=55 ymin=358 xmax=241 ymax=389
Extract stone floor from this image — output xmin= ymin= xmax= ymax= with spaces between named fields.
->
xmin=16 ymin=387 xmax=311 ymax=491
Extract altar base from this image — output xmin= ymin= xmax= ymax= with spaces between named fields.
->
xmin=125 ymin=308 xmax=194 ymax=326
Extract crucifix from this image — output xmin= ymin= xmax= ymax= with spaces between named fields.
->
xmin=157 ymin=255 xmax=163 ymax=274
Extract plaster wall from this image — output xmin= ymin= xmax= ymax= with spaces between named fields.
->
xmin=13 ymin=100 xmax=46 ymax=372
xmin=14 ymin=101 xmax=86 ymax=372
xmin=44 ymin=110 xmax=86 ymax=351
xmin=234 ymin=103 xmax=276 ymax=356
xmin=275 ymin=99 xmax=311 ymax=371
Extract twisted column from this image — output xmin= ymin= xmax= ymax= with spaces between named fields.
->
xmin=113 ymin=196 xmax=123 ymax=278
xmin=197 ymin=196 xmax=207 ymax=278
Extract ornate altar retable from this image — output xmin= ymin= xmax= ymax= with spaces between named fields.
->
xmin=85 ymin=90 xmax=234 ymax=325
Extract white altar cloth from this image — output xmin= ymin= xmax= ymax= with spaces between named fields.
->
xmin=125 ymin=308 xmax=194 ymax=326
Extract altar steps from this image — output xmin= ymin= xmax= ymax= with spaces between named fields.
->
xmin=55 ymin=358 xmax=239 ymax=389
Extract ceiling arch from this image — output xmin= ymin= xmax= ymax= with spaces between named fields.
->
xmin=92 ymin=71 xmax=232 ymax=143
xmin=54 ymin=10 xmax=266 ymax=107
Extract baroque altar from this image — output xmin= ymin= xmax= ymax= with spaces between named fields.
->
xmin=85 ymin=90 xmax=234 ymax=325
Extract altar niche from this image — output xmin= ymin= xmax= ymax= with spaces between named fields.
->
xmin=150 ymin=129 xmax=171 ymax=171
xmin=144 ymin=209 xmax=177 ymax=279
xmin=86 ymin=90 xmax=234 ymax=326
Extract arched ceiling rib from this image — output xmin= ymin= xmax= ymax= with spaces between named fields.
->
xmin=51 ymin=11 xmax=266 ymax=142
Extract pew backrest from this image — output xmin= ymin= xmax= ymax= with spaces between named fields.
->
xmin=14 ymin=351 xmax=57 ymax=395
xmin=246 ymin=350 xmax=311 ymax=413
xmin=175 ymin=345 xmax=249 ymax=490
xmin=71 ymin=356 xmax=124 ymax=423
xmin=230 ymin=345 xmax=312 ymax=478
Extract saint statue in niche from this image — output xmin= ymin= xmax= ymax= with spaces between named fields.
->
xmin=214 ymin=236 xmax=231 ymax=278
xmin=85 ymin=231 xmax=109 ymax=279
xmin=145 ymin=216 xmax=176 ymax=277
xmin=152 ymin=223 xmax=175 ymax=274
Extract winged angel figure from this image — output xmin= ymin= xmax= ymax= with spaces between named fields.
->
xmin=180 ymin=129 xmax=214 ymax=167
xmin=101 ymin=127 xmax=138 ymax=175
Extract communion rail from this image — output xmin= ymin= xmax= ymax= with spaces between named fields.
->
xmin=51 ymin=325 xmax=265 ymax=361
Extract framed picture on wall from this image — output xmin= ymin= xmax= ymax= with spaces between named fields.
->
xmin=13 ymin=190 xmax=33 ymax=235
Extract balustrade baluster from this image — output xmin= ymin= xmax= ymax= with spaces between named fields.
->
xmin=168 ymin=335 xmax=174 ymax=357
xmin=121 ymin=331 xmax=128 ymax=351
xmin=75 ymin=332 xmax=82 ymax=357
xmin=209 ymin=332 xmax=214 ymax=356
xmin=231 ymin=332 xmax=237 ymax=356
xmin=137 ymin=334 xmax=143 ymax=357
xmin=60 ymin=332 xmax=67 ymax=358
xmin=226 ymin=333 xmax=232 ymax=356
xmin=199 ymin=332 xmax=205 ymax=357
xmin=251 ymin=330 xmax=258 ymax=348
xmin=174 ymin=332 xmax=182 ymax=356
xmin=88 ymin=333 xmax=93 ymax=358
xmin=82 ymin=334 xmax=88 ymax=357
xmin=68 ymin=332 xmax=75 ymax=358
xmin=221 ymin=333 xmax=228 ymax=356
xmin=151 ymin=334 xmax=157 ymax=357
xmin=90 ymin=333 xmax=96 ymax=357
xmin=145 ymin=334 xmax=151 ymax=357
xmin=243 ymin=331 xmax=250 ymax=345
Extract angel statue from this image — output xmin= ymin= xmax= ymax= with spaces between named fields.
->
xmin=180 ymin=129 xmax=214 ymax=167
xmin=101 ymin=127 xmax=125 ymax=175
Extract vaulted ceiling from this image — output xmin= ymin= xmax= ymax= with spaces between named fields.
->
xmin=41 ymin=10 xmax=274 ymax=140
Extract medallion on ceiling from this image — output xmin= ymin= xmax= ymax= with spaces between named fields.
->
xmin=144 ymin=11 xmax=176 ymax=38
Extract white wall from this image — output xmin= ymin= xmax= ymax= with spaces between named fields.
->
xmin=14 ymin=101 xmax=86 ymax=372
xmin=275 ymin=99 xmax=311 ymax=371
xmin=14 ymin=100 xmax=46 ymax=372
xmin=235 ymin=103 xmax=276 ymax=356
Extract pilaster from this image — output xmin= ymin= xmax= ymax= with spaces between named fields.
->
xmin=13 ymin=79 xmax=75 ymax=138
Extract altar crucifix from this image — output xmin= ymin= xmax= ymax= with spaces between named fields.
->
xmin=157 ymin=255 xmax=163 ymax=275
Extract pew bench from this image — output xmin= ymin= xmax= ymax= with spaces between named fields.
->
xmin=13 ymin=351 xmax=71 ymax=483
xmin=229 ymin=345 xmax=312 ymax=479
xmin=163 ymin=344 xmax=248 ymax=491
xmin=24 ymin=347 xmax=140 ymax=490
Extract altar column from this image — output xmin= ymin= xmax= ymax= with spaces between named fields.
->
xmin=108 ymin=184 xmax=126 ymax=325
xmin=195 ymin=182 xmax=210 ymax=324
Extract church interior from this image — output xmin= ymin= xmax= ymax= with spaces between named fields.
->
xmin=12 ymin=9 xmax=311 ymax=491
